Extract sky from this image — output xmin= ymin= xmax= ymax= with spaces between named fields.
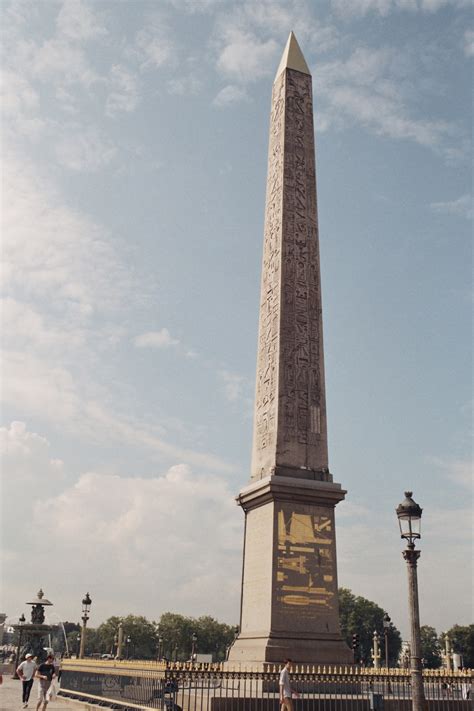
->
xmin=0 ymin=0 xmax=472 ymax=642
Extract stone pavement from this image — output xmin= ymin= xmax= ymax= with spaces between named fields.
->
xmin=0 ymin=676 xmax=96 ymax=711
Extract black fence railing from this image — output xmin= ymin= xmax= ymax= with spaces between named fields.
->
xmin=59 ymin=660 xmax=472 ymax=711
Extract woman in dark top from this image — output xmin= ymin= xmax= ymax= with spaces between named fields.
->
xmin=35 ymin=655 xmax=56 ymax=711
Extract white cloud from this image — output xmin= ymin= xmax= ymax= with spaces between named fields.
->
xmin=106 ymin=65 xmax=140 ymax=117
xmin=429 ymin=457 xmax=473 ymax=490
xmin=0 ymin=422 xmax=242 ymax=622
xmin=133 ymin=15 xmax=175 ymax=71
xmin=0 ymin=68 xmax=45 ymax=139
xmin=134 ymin=329 xmax=180 ymax=349
xmin=55 ymin=126 xmax=116 ymax=171
xmin=167 ymin=75 xmax=202 ymax=96
xmin=219 ymin=370 xmax=246 ymax=402
xmin=0 ymin=422 xmax=66 ymax=553
xmin=331 ymin=0 xmax=471 ymax=16
xmin=216 ymin=29 xmax=278 ymax=83
xmin=463 ymin=29 xmax=474 ymax=57
xmin=213 ymin=84 xmax=249 ymax=108
xmin=314 ymin=46 xmax=461 ymax=158
xmin=31 ymin=38 xmax=101 ymax=88
xmin=430 ymin=194 xmax=473 ymax=219
xmin=56 ymin=0 xmax=107 ymax=41
xmin=2 ymin=151 xmax=127 ymax=310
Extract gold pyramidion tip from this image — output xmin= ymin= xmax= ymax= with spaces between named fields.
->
xmin=275 ymin=31 xmax=311 ymax=81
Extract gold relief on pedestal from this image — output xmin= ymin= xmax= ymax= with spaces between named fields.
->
xmin=275 ymin=504 xmax=336 ymax=618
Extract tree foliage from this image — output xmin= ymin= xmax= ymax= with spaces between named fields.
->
xmin=446 ymin=624 xmax=474 ymax=668
xmin=157 ymin=613 xmax=236 ymax=661
xmin=420 ymin=625 xmax=442 ymax=668
xmin=95 ymin=615 xmax=158 ymax=658
xmin=75 ymin=613 xmax=236 ymax=660
xmin=338 ymin=588 xmax=402 ymax=666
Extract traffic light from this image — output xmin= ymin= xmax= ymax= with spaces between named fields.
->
xmin=351 ymin=633 xmax=360 ymax=650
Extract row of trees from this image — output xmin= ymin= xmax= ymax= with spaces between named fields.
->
xmin=50 ymin=591 xmax=472 ymax=667
xmin=62 ymin=614 xmax=236 ymax=661
xmin=338 ymin=589 xmax=473 ymax=668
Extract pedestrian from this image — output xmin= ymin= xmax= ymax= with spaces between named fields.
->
xmin=35 ymin=654 xmax=56 ymax=711
xmin=279 ymin=658 xmax=299 ymax=710
xmin=16 ymin=652 xmax=37 ymax=708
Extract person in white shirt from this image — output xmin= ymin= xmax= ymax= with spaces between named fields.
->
xmin=279 ymin=658 xmax=299 ymax=710
xmin=16 ymin=653 xmax=37 ymax=708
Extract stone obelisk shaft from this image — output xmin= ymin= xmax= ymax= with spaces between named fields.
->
xmin=252 ymin=36 xmax=329 ymax=483
xmin=228 ymin=33 xmax=351 ymax=666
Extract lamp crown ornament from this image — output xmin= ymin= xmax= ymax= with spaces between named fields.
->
xmin=396 ymin=490 xmax=423 ymax=546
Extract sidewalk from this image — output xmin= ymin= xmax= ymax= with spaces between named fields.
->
xmin=0 ymin=676 xmax=98 ymax=711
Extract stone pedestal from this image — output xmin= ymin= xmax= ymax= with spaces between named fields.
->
xmin=229 ymin=476 xmax=352 ymax=664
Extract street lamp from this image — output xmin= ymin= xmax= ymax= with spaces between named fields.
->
xmin=79 ymin=593 xmax=92 ymax=659
xmin=76 ymin=634 xmax=81 ymax=658
xmin=126 ymin=635 xmax=131 ymax=659
xmin=396 ymin=491 xmax=427 ymax=711
xmin=383 ymin=613 xmax=391 ymax=667
xmin=158 ymin=636 xmax=163 ymax=660
xmin=191 ymin=633 xmax=197 ymax=662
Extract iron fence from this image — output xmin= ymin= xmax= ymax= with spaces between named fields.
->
xmin=59 ymin=659 xmax=472 ymax=711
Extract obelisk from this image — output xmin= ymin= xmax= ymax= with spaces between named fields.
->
xmin=228 ymin=33 xmax=352 ymax=665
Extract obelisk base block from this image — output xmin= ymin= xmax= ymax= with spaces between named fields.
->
xmin=228 ymin=475 xmax=352 ymax=666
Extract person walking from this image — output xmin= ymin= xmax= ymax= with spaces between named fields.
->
xmin=16 ymin=652 xmax=37 ymax=708
xmin=279 ymin=658 xmax=299 ymax=710
xmin=35 ymin=654 xmax=56 ymax=711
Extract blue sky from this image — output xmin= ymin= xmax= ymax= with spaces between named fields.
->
xmin=1 ymin=0 xmax=472 ymax=640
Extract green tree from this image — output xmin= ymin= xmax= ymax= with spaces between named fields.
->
xmin=446 ymin=624 xmax=474 ymax=668
xmin=338 ymin=588 xmax=402 ymax=666
xmin=194 ymin=616 xmax=236 ymax=661
xmin=96 ymin=615 xmax=158 ymax=659
xmin=156 ymin=613 xmax=236 ymax=662
xmin=420 ymin=625 xmax=442 ymax=668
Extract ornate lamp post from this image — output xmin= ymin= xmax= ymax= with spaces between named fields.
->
xmin=79 ymin=593 xmax=92 ymax=659
xmin=383 ymin=613 xmax=391 ymax=667
xmin=191 ymin=633 xmax=197 ymax=662
xmin=396 ymin=491 xmax=427 ymax=711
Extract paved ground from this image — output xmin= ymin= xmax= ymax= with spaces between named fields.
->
xmin=0 ymin=676 xmax=95 ymax=711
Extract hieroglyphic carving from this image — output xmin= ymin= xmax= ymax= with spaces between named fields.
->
xmin=252 ymin=67 xmax=328 ymax=479
xmin=252 ymin=72 xmax=285 ymax=470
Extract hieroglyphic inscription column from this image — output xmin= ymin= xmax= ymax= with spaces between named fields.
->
xmin=251 ymin=34 xmax=329 ymax=482
xmin=229 ymin=33 xmax=351 ymax=666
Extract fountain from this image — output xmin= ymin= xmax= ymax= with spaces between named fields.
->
xmin=12 ymin=589 xmax=55 ymax=674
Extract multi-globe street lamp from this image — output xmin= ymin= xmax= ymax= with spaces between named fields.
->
xmin=396 ymin=491 xmax=427 ymax=711
xmin=79 ymin=593 xmax=92 ymax=659
xmin=383 ymin=613 xmax=392 ymax=667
